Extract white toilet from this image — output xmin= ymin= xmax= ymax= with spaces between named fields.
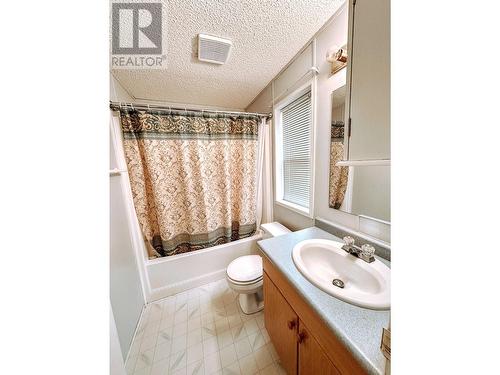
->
xmin=226 ymin=222 xmax=290 ymax=314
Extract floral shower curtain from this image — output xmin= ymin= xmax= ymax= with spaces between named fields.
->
xmin=116 ymin=107 xmax=260 ymax=258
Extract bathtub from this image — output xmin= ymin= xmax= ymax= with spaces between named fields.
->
xmin=146 ymin=230 xmax=263 ymax=301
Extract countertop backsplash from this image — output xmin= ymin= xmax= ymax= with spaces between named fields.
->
xmin=314 ymin=218 xmax=391 ymax=261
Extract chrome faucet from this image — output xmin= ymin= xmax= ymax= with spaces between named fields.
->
xmin=341 ymin=236 xmax=376 ymax=263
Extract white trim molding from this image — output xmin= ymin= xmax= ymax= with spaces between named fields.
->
xmin=273 ymin=80 xmax=315 ymax=218
xmin=336 ymin=159 xmax=391 ymax=167
xmin=275 ymin=198 xmax=310 ymax=217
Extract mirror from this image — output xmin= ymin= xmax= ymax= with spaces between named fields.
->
xmin=328 ymin=86 xmax=391 ymax=222
xmin=328 ymin=86 xmax=349 ymax=210
xmin=347 ymin=165 xmax=390 ymax=222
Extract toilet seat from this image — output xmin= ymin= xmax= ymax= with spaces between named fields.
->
xmin=227 ymin=274 xmax=263 ymax=285
xmin=226 ymin=255 xmax=262 ymax=284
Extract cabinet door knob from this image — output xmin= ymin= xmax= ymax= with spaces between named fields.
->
xmin=297 ymin=331 xmax=307 ymax=343
xmin=287 ymin=319 xmax=296 ymax=330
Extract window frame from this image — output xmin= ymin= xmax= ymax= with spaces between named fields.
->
xmin=274 ymin=81 xmax=315 ymax=218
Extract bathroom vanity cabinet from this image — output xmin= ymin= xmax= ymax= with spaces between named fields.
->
xmin=263 ymin=256 xmax=367 ymax=375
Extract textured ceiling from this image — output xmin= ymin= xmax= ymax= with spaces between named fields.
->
xmin=112 ymin=0 xmax=344 ymax=110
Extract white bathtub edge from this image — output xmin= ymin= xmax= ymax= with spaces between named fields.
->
xmin=148 ymin=268 xmax=227 ymax=302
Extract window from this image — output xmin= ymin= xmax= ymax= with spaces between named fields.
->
xmin=275 ymin=89 xmax=313 ymax=215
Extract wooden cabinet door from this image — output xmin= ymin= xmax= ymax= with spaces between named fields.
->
xmin=298 ymin=322 xmax=341 ymax=375
xmin=264 ymin=271 xmax=298 ymax=375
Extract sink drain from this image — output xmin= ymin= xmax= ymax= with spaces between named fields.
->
xmin=332 ymin=279 xmax=345 ymax=288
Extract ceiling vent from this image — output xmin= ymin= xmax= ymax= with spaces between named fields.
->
xmin=198 ymin=34 xmax=232 ymax=64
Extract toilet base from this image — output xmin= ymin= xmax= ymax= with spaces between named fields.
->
xmin=238 ymin=289 xmax=264 ymax=315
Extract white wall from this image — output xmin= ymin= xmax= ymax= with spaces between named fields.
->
xmin=246 ymin=3 xmax=390 ymax=243
xmin=110 ymin=307 xmax=127 ymax=375
xmin=110 ymin=169 xmax=145 ymax=358
xmin=110 ymin=110 xmax=145 ymax=358
xmin=247 ymin=36 xmax=316 ymax=230
xmin=273 ymin=44 xmax=314 ymax=104
xmin=248 ymin=43 xmax=316 ymax=231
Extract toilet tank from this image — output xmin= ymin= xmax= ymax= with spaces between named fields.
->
xmin=260 ymin=222 xmax=291 ymax=239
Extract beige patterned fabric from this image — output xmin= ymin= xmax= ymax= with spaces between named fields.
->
xmin=329 ymin=121 xmax=349 ymax=209
xmin=117 ymin=107 xmax=259 ymax=258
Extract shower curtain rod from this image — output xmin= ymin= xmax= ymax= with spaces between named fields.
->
xmin=109 ymin=101 xmax=272 ymax=118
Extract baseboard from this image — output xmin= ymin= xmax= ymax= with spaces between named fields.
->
xmin=148 ymin=268 xmax=227 ymax=302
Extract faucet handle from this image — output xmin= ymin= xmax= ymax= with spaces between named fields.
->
xmin=343 ymin=236 xmax=355 ymax=246
xmin=361 ymin=243 xmax=375 ymax=256
xmin=361 ymin=244 xmax=376 ymax=260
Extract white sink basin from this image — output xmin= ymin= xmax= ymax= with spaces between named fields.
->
xmin=292 ymin=239 xmax=390 ymax=310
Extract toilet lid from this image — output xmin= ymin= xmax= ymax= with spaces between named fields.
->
xmin=227 ymin=255 xmax=262 ymax=283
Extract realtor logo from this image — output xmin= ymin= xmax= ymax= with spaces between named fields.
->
xmin=111 ymin=2 xmax=166 ymax=68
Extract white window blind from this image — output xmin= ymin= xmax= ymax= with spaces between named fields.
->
xmin=281 ymin=91 xmax=312 ymax=208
